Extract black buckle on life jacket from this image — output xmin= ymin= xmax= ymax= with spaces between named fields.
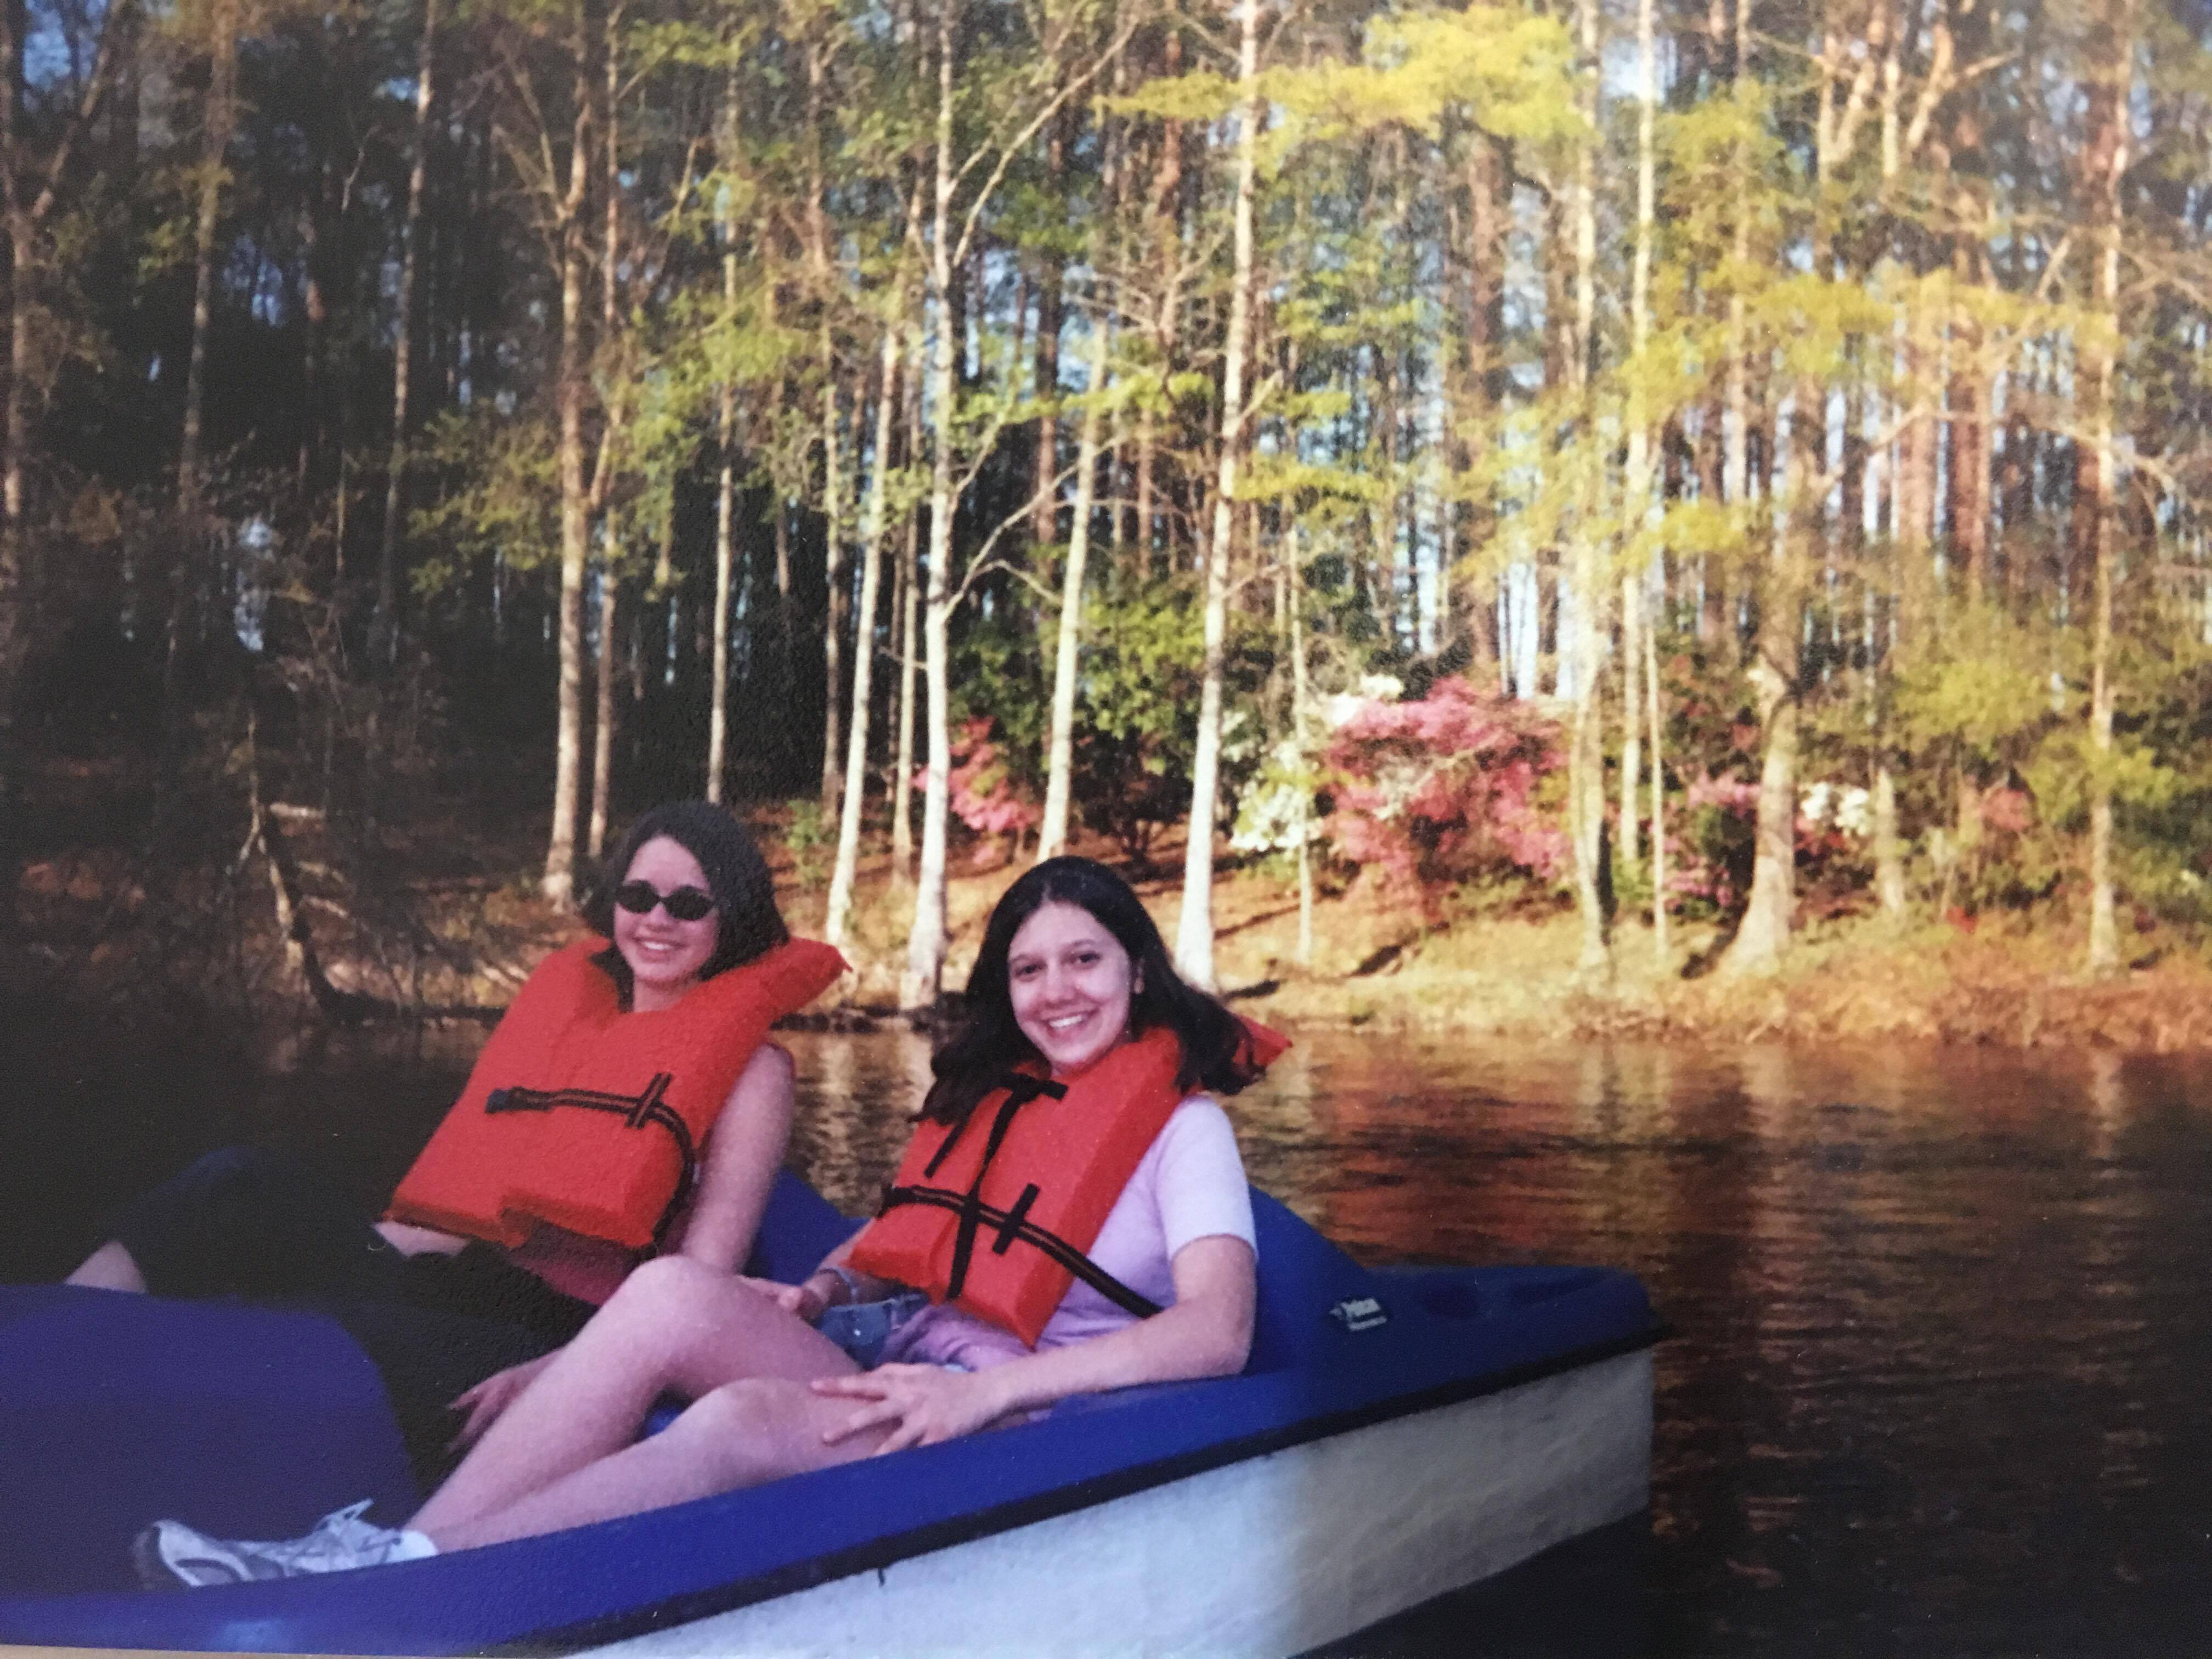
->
xmin=992 ymin=1183 xmax=1040 ymax=1255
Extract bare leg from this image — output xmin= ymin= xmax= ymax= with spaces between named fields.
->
xmin=372 ymin=1219 xmax=469 ymax=1256
xmin=65 ymin=1241 xmax=147 ymax=1293
xmin=425 ymin=1378 xmax=892 ymax=1551
xmin=410 ymin=1255 xmax=854 ymax=1539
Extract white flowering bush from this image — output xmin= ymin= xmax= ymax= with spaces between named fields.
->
xmin=1800 ymin=781 xmax=1871 ymax=838
xmin=1231 ymin=740 xmax=1325 ymax=857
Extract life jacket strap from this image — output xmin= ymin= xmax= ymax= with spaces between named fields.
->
xmin=939 ymin=1073 xmax=1068 ymax=1303
xmin=993 ymin=1183 xmax=1040 ymax=1255
xmin=921 ymin=1073 xmax=1066 ymax=1179
xmin=878 ymin=1181 xmax=1164 ymax=1322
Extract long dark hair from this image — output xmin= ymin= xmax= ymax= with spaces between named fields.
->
xmin=922 ymin=856 xmax=1262 ymax=1126
xmin=582 ymin=801 xmax=788 ymax=1006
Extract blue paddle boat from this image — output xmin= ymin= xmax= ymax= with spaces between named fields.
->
xmin=0 ymin=1172 xmax=1658 ymax=1654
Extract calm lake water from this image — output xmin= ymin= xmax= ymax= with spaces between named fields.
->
xmin=12 ymin=1009 xmax=2212 ymax=1655
xmin=780 ymin=1028 xmax=2212 ymax=1657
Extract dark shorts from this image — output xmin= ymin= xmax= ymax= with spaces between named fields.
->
xmin=107 ymin=1146 xmax=597 ymax=1487
xmin=815 ymin=1290 xmax=929 ymax=1370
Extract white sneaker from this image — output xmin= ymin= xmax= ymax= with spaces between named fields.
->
xmin=134 ymin=1499 xmax=436 ymax=1588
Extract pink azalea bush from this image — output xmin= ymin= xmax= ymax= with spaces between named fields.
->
xmin=939 ymin=717 xmax=1041 ymax=846
xmin=1322 ymin=678 xmax=1566 ymax=915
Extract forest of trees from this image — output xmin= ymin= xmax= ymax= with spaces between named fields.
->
xmin=0 ymin=0 xmax=2208 ymax=1013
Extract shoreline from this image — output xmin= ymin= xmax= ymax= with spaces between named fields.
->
xmin=799 ymin=855 xmax=2212 ymax=1056
xmin=18 ymin=822 xmax=2212 ymax=1058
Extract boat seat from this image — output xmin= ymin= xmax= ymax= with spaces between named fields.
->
xmin=0 ymin=1284 xmax=418 ymax=1595
xmin=1242 ymin=1187 xmax=1385 ymax=1373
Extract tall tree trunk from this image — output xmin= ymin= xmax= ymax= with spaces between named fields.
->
xmin=1290 ymin=522 xmax=1314 ymax=967
xmin=1720 ymin=605 xmax=1800 ymax=973
xmin=825 ymin=324 xmax=901 ymax=952
xmin=1872 ymin=757 xmax=1906 ymax=913
xmin=901 ymin=1 xmax=960 ymax=1010
xmin=708 ymin=211 xmax=737 ymax=804
xmin=0 ymin=0 xmax=22 ymax=920
xmin=1618 ymin=582 xmax=1643 ymax=868
xmin=1465 ymin=134 xmax=1506 ymax=683
xmin=1172 ymin=0 xmax=1257 ymax=991
xmin=1037 ymin=284 xmax=1109 ymax=860
xmin=584 ymin=0 xmax=628 ymax=857
xmin=1898 ymin=303 xmax=1938 ymax=586
xmin=1646 ymin=615 xmax=1669 ymax=964
xmin=1032 ymin=111 xmax=1065 ymax=552
xmin=1945 ymin=0 xmax=1990 ymax=596
xmin=1136 ymin=26 xmax=1183 ymax=573
xmin=540 ymin=1 xmax=596 ymax=905
xmin=1869 ymin=80 xmax=1918 ymax=923
xmin=590 ymin=570 xmax=617 ymax=858
xmin=1564 ymin=0 xmax=1609 ymax=979
xmin=0 ymin=0 xmax=24 ymax=921
xmin=890 ymin=324 xmax=923 ymax=885
xmin=810 ymin=42 xmax=846 ymax=818
xmin=1722 ymin=0 xmax=1751 ymax=517
xmin=1618 ymin=0 xmax=1657 ymax=874
xmin=1719 ymin=0 xmax=1814 ymax=979
xmin=1948 ymin=266 xmax=1990 ymax=594
xmin=372 ymin=0 xmax=437 ymax=665
xmin=166 ymin=0 xmax=236 ymax=728
xmin=176 ymin=0 xmax=235 ymax=531
xmin=2084 ymin=0 xmax=2134 ymax=976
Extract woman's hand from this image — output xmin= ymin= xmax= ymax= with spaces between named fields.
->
xmin=734 ymin=1273 xmax=827 ymax=1323
xmin=446 ymin=1351 xmax=557 ymax=1451
xmin=811 ymin=1364 xmax=1007 ymax=1454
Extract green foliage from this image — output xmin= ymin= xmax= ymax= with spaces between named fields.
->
xmin=409 ymin=410 xmax=561 ymax=594
xmin=949 ymin=610 xmax=1048 ymax=810
xmin=1893 ymin=642 xmax=2053 ymax=769
xmin=1257 ymin=7 xmax=1578 ymax=158
xmin=24 ymin=0 xmax=2212 ymax=989
xmin=1071 ymin=578 xmax=1204 ymax=863
xmin=783 ymin=798 xmax=831 ymax=890
xmin=1104 ymin=69 xmax=1238 ymax=125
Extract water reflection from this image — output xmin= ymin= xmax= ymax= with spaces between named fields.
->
xmin=774 ymin=1029 xmax=2212 ymax=1656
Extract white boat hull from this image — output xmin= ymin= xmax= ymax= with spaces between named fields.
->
xmin=595 ymin=1347 xmax=1652 ymax=1657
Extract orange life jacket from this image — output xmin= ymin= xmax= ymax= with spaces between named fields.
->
xmin=387 ymin=936 xmax=845 ymax=1252
xmin=847 ymin=1019 xmax=1287 ymax=1347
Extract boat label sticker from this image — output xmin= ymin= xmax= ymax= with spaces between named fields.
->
xmin=1329 ymin=1295 xmax=1389 ymax=1333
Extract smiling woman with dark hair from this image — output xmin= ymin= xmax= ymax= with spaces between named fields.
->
xmin=134 ymin=857 xmax=1281 ymax=1585
xmin=579 ymin=800 xmax=789 ymax=1000
xmin=67 ymin=802 xmax=836 ymax=1496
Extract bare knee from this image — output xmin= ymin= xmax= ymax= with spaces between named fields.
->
xmin=596 ymin=1253 xmax=721 ymax=1330
xmin=622 ymin=1251 xmax=716 ymax=1303
xmin=590 ymin=1254 xmax=773 ymax=1373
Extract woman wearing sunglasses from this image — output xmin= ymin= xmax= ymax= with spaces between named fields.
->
xmin=136 ymin=855 xmax=1274 ymax=1584
xmin=68 ymin=801 xmax=838 ymax=1487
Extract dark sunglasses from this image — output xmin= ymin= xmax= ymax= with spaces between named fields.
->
xmin=612 ymin=881 xmax=717 ymax=922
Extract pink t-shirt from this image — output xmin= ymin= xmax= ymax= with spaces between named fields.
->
xmin=876 ymin=1097 xmax=1255 ymax=1372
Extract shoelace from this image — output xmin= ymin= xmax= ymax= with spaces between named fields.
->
xmin=253 ymin=1502 xmax=405 ymax=1573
